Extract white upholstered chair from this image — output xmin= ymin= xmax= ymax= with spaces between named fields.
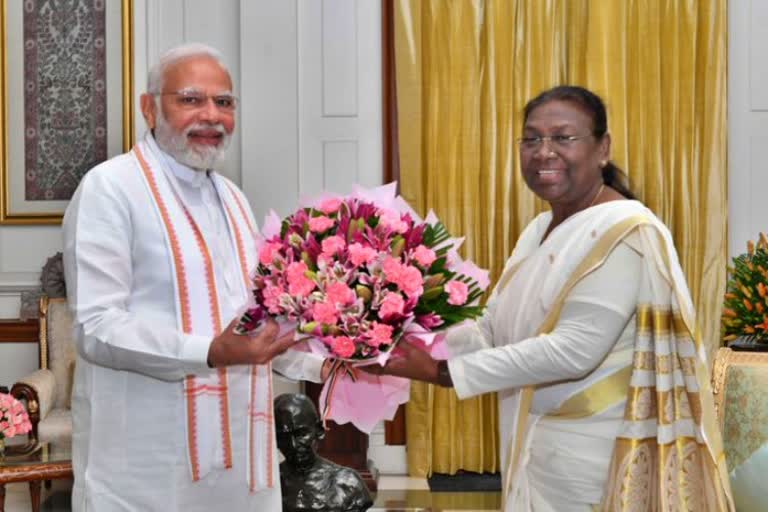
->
xmin=11 ymin=296 xmax=75 ymax=448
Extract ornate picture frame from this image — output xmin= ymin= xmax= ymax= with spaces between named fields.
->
xmin=0 ymin=0 xmax=133 ymax=225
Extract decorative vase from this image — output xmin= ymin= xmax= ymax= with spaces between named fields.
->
xmin=0 ymin=437 xmax=5 ymax=460
xmin=728 ymin=337 xmax=768 ymax=352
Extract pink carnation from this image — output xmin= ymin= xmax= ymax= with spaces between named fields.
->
xmin=368 ymin=322 xmax=393 ymax=347
xmin=317 ymin=253 xmax=333 ymax=268
xmin=313 ymin=301 xmax=339 ymax=325
xmin=309 ymin=216 xmax=335 ymax=233
xmin=382 ymin=258 xmax=422 ymax=298
xmin=289 ymin=277 xmax=315 ymax=297
xmin=262 ymin=284 xmax=284 ymax=313
xmin=398 ymin=265 xmax=424 ymax=298
xmin=286 ymin=262 xmax=316 ymax=296
xmin=258 ymin=241 xmax=283 ymax=266
xmin=445 ymin=280 xmax=469 ymax=305
xmin=326 ymin=281 xmax=355 ymax=306
xmin=382 ymin=257 xmax=404 ymax=284
xmin=286 ymin=261 xmax=309 ymax=282
xmin=321 ymin=235 xmax=346 ymax=256
xmin=378 ymin=209 xmax=409 ymax=234
xmin=330 ymin=336 xmax=356 ymax=358
xmin=348 ymin=243 xmax=378 ymax=267
xmin=379 ymin=292 xmax=405 ymax=320
xmin=318 ymin=198 xmax=343 ymax=214
xmin=412 ymin=245 xmax=437 ymax=268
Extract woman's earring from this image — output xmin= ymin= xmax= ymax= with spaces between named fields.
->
xmin=600 ymin=160 xmax=607 ymax=168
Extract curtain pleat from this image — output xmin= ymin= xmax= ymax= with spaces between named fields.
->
xmin=395 ymin=0 xmax=726 ymax=477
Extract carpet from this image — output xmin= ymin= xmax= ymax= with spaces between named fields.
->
xmin=427 ymin=471 xmax=501 ymax=492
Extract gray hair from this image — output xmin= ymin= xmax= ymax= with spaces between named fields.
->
xmin=146 ymin=43 xmax=228 ymax=94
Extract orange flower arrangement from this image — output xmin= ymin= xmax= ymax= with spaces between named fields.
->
xmin=722 ymin=233 xmax=768 ymax=342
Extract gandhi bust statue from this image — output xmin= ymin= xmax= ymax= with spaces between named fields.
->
xmin=274 ymin=393 xmax=373 ymax=512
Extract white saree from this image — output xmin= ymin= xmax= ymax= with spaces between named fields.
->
xmin=446 ymin=200 xmax=733 ymax=511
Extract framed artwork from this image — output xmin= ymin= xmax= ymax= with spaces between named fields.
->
xmin=0 ymin=0 xmax=133 ymax=224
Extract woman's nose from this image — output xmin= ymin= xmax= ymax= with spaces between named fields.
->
xmin=533 ymin=139 xmax=557 ymax=159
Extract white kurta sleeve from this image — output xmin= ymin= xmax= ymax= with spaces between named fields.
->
xmin=63 ymin=169 xmax=211 ymax=382
xmin=448 ymin=239 xmax=643 ymax=399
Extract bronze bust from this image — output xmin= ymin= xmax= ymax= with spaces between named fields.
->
xmin=275 ymin=393 xmax=373 ymax=512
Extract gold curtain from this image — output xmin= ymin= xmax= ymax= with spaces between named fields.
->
xmin=395 ymin=0 xmax=727 ymax=477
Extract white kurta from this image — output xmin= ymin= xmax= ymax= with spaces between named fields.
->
xmin=446 ymin=202 xmax=649 ymax=511
xmin=63 ymin=135 xmax=323 ymax=511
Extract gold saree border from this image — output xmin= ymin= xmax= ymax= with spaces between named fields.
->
xmin=549 ymin=365 xmax=634 ymax=420
xmin=603 ymin=437 xmax=730 ymax=511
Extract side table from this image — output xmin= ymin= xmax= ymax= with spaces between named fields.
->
xmin=0 ymin=443 xmax=72 ymax=512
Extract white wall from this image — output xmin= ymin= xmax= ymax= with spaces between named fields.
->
xmin=729 ymin=0 xmax=768 ymax=257
xmin=240 ymin=0 xmax=382 ymax=221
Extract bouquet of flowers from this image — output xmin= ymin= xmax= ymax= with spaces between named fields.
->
xmin=0 ymin=392 xmax=32 ymax=454
xmin=238 ymin=183 xmax=489 ymax=432
xmin=722 ymin=232 xmax=768 ymax=343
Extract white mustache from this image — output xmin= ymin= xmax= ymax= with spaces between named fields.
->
xmin=185 ymin=123 xmax=227 ymax=136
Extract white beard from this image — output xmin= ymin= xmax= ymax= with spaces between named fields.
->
xmin=154 ymin=110 xmax=231 ymax=171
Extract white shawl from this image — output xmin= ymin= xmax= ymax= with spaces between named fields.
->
xmin=133 ymin=139 xmax=275 ymax=492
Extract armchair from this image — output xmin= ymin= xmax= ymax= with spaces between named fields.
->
xmin=10 ymin=296 xmax=75 ymax=449
xmin=711 ymin=347 xmax=768 ymax=512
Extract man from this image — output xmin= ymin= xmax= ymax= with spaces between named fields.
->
xmin=274 ymin=394 xmax=372 ymax=512
xmin=63 ymin=43 xmax=327 ymax=511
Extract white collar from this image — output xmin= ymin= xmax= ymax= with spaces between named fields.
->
xmin=144 ymin=132 xmax=210 ymax=188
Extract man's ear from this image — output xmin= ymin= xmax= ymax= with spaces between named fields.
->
xmin=140 ymin=93 xmax=158 ymax=130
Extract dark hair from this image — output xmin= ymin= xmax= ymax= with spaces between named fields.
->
xmin=523 ymin=85 xmax=638 ymax=200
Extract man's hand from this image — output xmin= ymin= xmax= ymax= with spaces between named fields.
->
xmin=207 ymin=317 xmax=297 ymax=367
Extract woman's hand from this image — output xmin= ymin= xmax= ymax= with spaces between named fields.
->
xmin=361 ymin=341 xmax=440 ymax=384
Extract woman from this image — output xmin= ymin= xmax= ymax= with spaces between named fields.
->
xmin=375 ymin=86 xmax=733 ymax=511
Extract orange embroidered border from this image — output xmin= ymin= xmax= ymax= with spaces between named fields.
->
xmin=179 ymin=206 xmax=222 ymax=331
xmin=224 ymin=180 xmax=258 ymax=239
xmin=184 ymin=375 xmax=201 ymax=481
xmin=246 ymin=364 xmax=276 ymax=491
xmin=224 ymin=203 xmax=253 ymax=287
xmin=225 ymin=198 xmax=277 ymax=489
xmin=134 ymin=146 xmax=192 ymax=333
xmin=217 ymin=368 xmax=233 ymax=469
xmin=266 ymin=361 xmax=274 ymax=488
xmin=249 ymin=364 xmax=258 ymax=492
xmin=224 ymin=198 xmax=272 ymax=486
xmin=177 ymin=204 xmax=234 ymax=468
xmin=134 ymin=145 xmax=201 ymax=480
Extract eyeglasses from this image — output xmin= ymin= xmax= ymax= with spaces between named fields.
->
xmin=155 ymin=91 xmax=238 ymax=111
xmin=516 ymin=134 xmax=593 ymax=150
